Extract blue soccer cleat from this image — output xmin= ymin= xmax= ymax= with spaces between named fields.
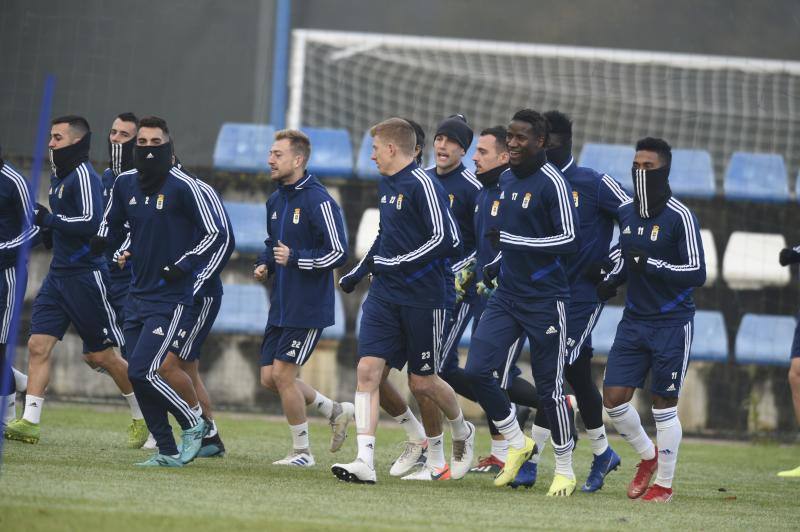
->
xmin=509 ymin=460 xmax=537 ymax=489
xmin=179 ymin=418 xmax=208 ymax=464
xmin=581 ymin=446 xmax=621 ymax=492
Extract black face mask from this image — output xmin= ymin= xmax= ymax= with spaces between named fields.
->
xmin=632 ymin=165 xmax=672 ymax=218
xmin=50 ymin=132 xmax=91 ymax=179
xmin=476 ymin=163 xmax=508 ymax=188
xmin=108 ymin=136 xmax=136 ymax=177
xmin=545 ymin=139 xmax=572 ymax=170
xmin=134 ymin=142 xmax=173 ymax=195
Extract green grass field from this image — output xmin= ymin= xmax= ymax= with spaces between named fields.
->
xmin=1 ymin=403 xmax=798 ymax=531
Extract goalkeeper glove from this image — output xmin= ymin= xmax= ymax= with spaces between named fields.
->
xmin=160 ymin=263 xmax=187 ymax=283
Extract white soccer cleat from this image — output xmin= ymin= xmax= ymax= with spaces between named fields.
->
xmin=329 ymin=401 xmax=355 ymax=453
xmin=142 ymin=433 xmax=157 ymax=450
xmin=273 ymin=451 xmax=315 ymax=467
xmin=389 ymin=439 xmax=428 ymax=477
xmin=450 ymin=421 xmax=476 ymax=480
xmin=331 ymin=458 xmax=376 ymax=484
xmin=401 ymin=463 xmax=451 ymax=481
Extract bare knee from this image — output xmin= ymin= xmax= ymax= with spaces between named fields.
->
xmin=28 ymin=336 xmax=53 ymax=360
xmin=260 ymin=366 xmax=277 ymax=392
xmin=602 ymin=386 xmax=634 ymax=409
xmin=357 ymin=358 xmax=384 ymax=391
xmin=408 ymin=374 xmax=436 ymax=399
xmin=272 ymin=362 xmax=298 ymax=390
xmin=788 ymin=364 xmax=800 ymax=388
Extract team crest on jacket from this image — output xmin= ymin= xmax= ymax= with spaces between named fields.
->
xmin=522 ymin=192 xmax=532 ymax=209
xmin=58 ymin=185 xmax=64 ymax=199
xmin=449 ymin=194 xmax=454 ymax=208
xmin=572 ymin=190 xmax=579 ymax=208
xmin=396 ymin=194 xmax=404 ymax=210
xmin=156 ymin=194 xmax=165 ymax=210
xmin=490 ymin=200 xmax=499 ymax=216
xmin=293 ymin=208 xmax=301 ymax=224
xmin=650 ymin=225 xmax=659 ymax=241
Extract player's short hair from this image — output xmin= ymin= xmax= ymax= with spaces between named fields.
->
xmin=138 ymin=116 xmax=170 ymax=139
xmin=544 ymin=110 xmax=572 ymax=139
xmin=370 ymin=118 xmax=416 ymax=156
xmin=116 ymin=112 xmax=139 ymax=127
xmin=511 ymin=109 xmax=548 ymax=142
xmin=274 ymin=129 xmax=311 ymax=165
xmin=480 ymin=125 xmax=508 ymax=153
xmin=636 ymin=136 xmax=672 ymax=166
xmin=51 ymin=115 xmax=90 ymax=137
xmin=404 ymin=118 xmax=426 ymax=164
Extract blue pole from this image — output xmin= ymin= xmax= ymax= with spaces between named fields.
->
xmin=0 ymin=74 xmax=56 ymax=472
xmin=269 ymin=0 xmax=291 ymax=129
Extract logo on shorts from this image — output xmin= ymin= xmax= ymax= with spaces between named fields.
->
xmin=545 ymin=326 xmax=558 ymax=335
xmin=129 ymin=197 xmax=137 ymax=205
xmin=666 ymin=383 xmax=676 ymax=392
xmin=381 ymin=195 xmax=387 ymax=204
xmin=103 ymin=338 xmax=114 ymax=345
xmin=623 ymin=226 xmax=631 ymax=235
xmin=271 ymin=211 xmax=277 ymax=220
xmin=152 ymin=327 xmax=164 ymax=336
xmin=172 ymin=340 xmax=180 ymax=349
xmin=286 ymin=349 xmax=297 ymax=358
xmin=420 ymin=363 xmax=431 ymax=371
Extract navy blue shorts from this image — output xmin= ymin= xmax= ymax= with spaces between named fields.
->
xmin=31 ymin=269 xmax=125 ymax=353
xmin=604 ymin=316 xmax=693 ymax=397
xmin=566 ymin=302 xmax=604 ymax=365
xmin=123 ymin=296 xmax=184 ymax=381
xmin=170 ymin=295 xmax=221 ymax=362
xmin=791 ymin=313 xmax=800 ymax=359
xmin=0 ymin=266 xmax=21 ymax=345
xmin=358 ymin=294 xmax=446 ymax=376
xmin=260 ymin=324 xmax=321 ymax=366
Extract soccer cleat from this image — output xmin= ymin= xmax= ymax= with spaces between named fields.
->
xmin=198 ymin=432 xmax=226 ymax=458
xmin=641 ymin=484 xmax=673 ymax=502
xmin=389 ymin=440 xmax=428 ymax=476
xmin=179 ymin=418 xmax=208 ymax=464
xmin=127 ymin=418 xmax=149 ymax=449
xmin=509 ymin=460 xmax=537 ymax=489
xmin=135 ymin=453 xmax=183 ymax=467
xmin=402 ymin=463 xmax=451 ymax=481
xmin=142 ymin=432 xmax=157 ymax=450
xmin=547 ymin=473 xmax=577 ymax=497
xmin=329 ymin=401 xmax=355 ymax=453
xmin=3 ymin=418 xmax=40 ymax=444
xmin=627 ymin=447 xmax=658 ymax=499
xmin=450 ymin=421 xmax=476 ymax=480
xmin=331 ymin=458 xmax=377 ymax=484
xmin=273 ymin=450 xmax=315 ymax=467
xmin=778 ymin=465 xmax=800 ymax=478
xmin=582 ymin=446 xmax=621 ymax=492
xmin=494 ymin=436 xmax=536 ymax=487
xmin=470 ymin=455 xmax=504 ymax=474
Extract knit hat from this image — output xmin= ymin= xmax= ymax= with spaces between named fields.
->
xmin=435 ymin=114 xmax=473 ymax=152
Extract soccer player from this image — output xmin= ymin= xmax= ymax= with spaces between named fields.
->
xmin=520 ymin=111 xmax=629 ymax=491
xmin=465 ymin=109 xmax=578 ymax=496
xmin=1 ymin=146 xmax=38 ymax=426
xmin=598 ymin=137 xmax=706 ymax=502
xmin=332 ymin=118 xmax=475 ymax=484
xmin=98 ymin=115 xmax=225 ymax=466
xmin=4 ymin=116 xmax=146 ymax=447
xmin=777 ymin=244 xmax=800 ymax=477
xmin=254 ymin=129 xmax=354 ymax=468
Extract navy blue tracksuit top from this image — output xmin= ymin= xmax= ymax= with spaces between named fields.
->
xmin=101 ymin=168 xmax=133 ymax=284
xmin=0 ymin=162 xmax=39 ymax=270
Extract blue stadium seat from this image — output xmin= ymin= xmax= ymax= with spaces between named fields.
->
xmin=724 ymin=152 xmax=789 ymax=202
xmin=212 ymin=284 xmax=269 ymax=335
xmin=213 ymin=123 xmax=274 ymax=173
xmin=226 ymin=201 xmax=266 ymax=254
xmin=669 ymin=149 xmax=715 ymax=198
xmin=578 ymin=143 xmax=635 ymax=191
xmin=356 ymin=130 xmax=381 ymax=180
xmin=734 ymin=313 xmax=796 ymax=366
xmin=301 ymin=127 xmax=353 ymax=178
xmin=691 ymin=310 xmax=728 ymax=362
xmin=590 ymin=305 xmax=624 ymax=356
xmin=321 ymin=291 xmax=347 ymax=340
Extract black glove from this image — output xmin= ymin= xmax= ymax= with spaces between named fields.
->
xmin=484 ymin=228 xmax=501 ymax=248
xmin=365 ymin=255 xmax=375 ymax=274
xmin=482 ymin=264 xmax=497 ymax=288
xmin=779 ymin=248 xmax=800 ymax=266
xmin=339 ymin=275 xmax=358 ymax=294
xmin=626 ymin=248 xmax=648 ymax=274
xmin=34 ymin=202 xmax=50 ymax=227
xmin=89 ymin=235 xmax=108 ymax=256
xmin=596 ymin=280 xmax=618 ymax=302
xmin=585 ymin=260 xmax=613 ymax=286
xmin=160 ymin=264 xmax=187 ymax=283
xmin=41 ymin=228 xmax=53 ymax=250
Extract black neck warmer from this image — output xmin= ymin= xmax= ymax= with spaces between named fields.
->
xmin=545 ymin=139 xmax=573 ymax=170
xmin=510 ymin=149 xmax=547 ymax=179
xmin=477 ymin=163 xmax=508 ymax=188
xmin=632 ymin=165 xmax=672 ymax=218
xmin=108 ymin=136 xmax=136 ymax=177
xmin=135 ymin=142 xmax=173 ymax=195
xmin=51 ymin=132 xmax=91 ymax=179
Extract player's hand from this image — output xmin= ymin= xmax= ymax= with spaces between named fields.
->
xmin=89 ymin=235 xmax=108 ymax=256
xmin=254 ymin=263 xmax=268 ymax=281
xmin=33 ymin=202 xmax=50 ymax=227
xmin=273 ymin=240 xmax=291 ymax=266
xmin=584 ymin=260 xmax=612 ymax=286
xmin=484 ymin=228 xmax=501 ymax=248
xmin=118 ymin=250 xmax=131 ymax=270
xmin=160 ymin=263 xmax=186 ymax=283
xmin=596 ymin=280 xmax=618 ymax=301
xmin=41 ymin=228 xmax=53 ymax=250
xmin=339 ymin=275 xmax=358 ymax=294
xmin=626 ymin=248 xmax=648 ymax=274
xmin=779 ymin=248 xmax=800 ymax=266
